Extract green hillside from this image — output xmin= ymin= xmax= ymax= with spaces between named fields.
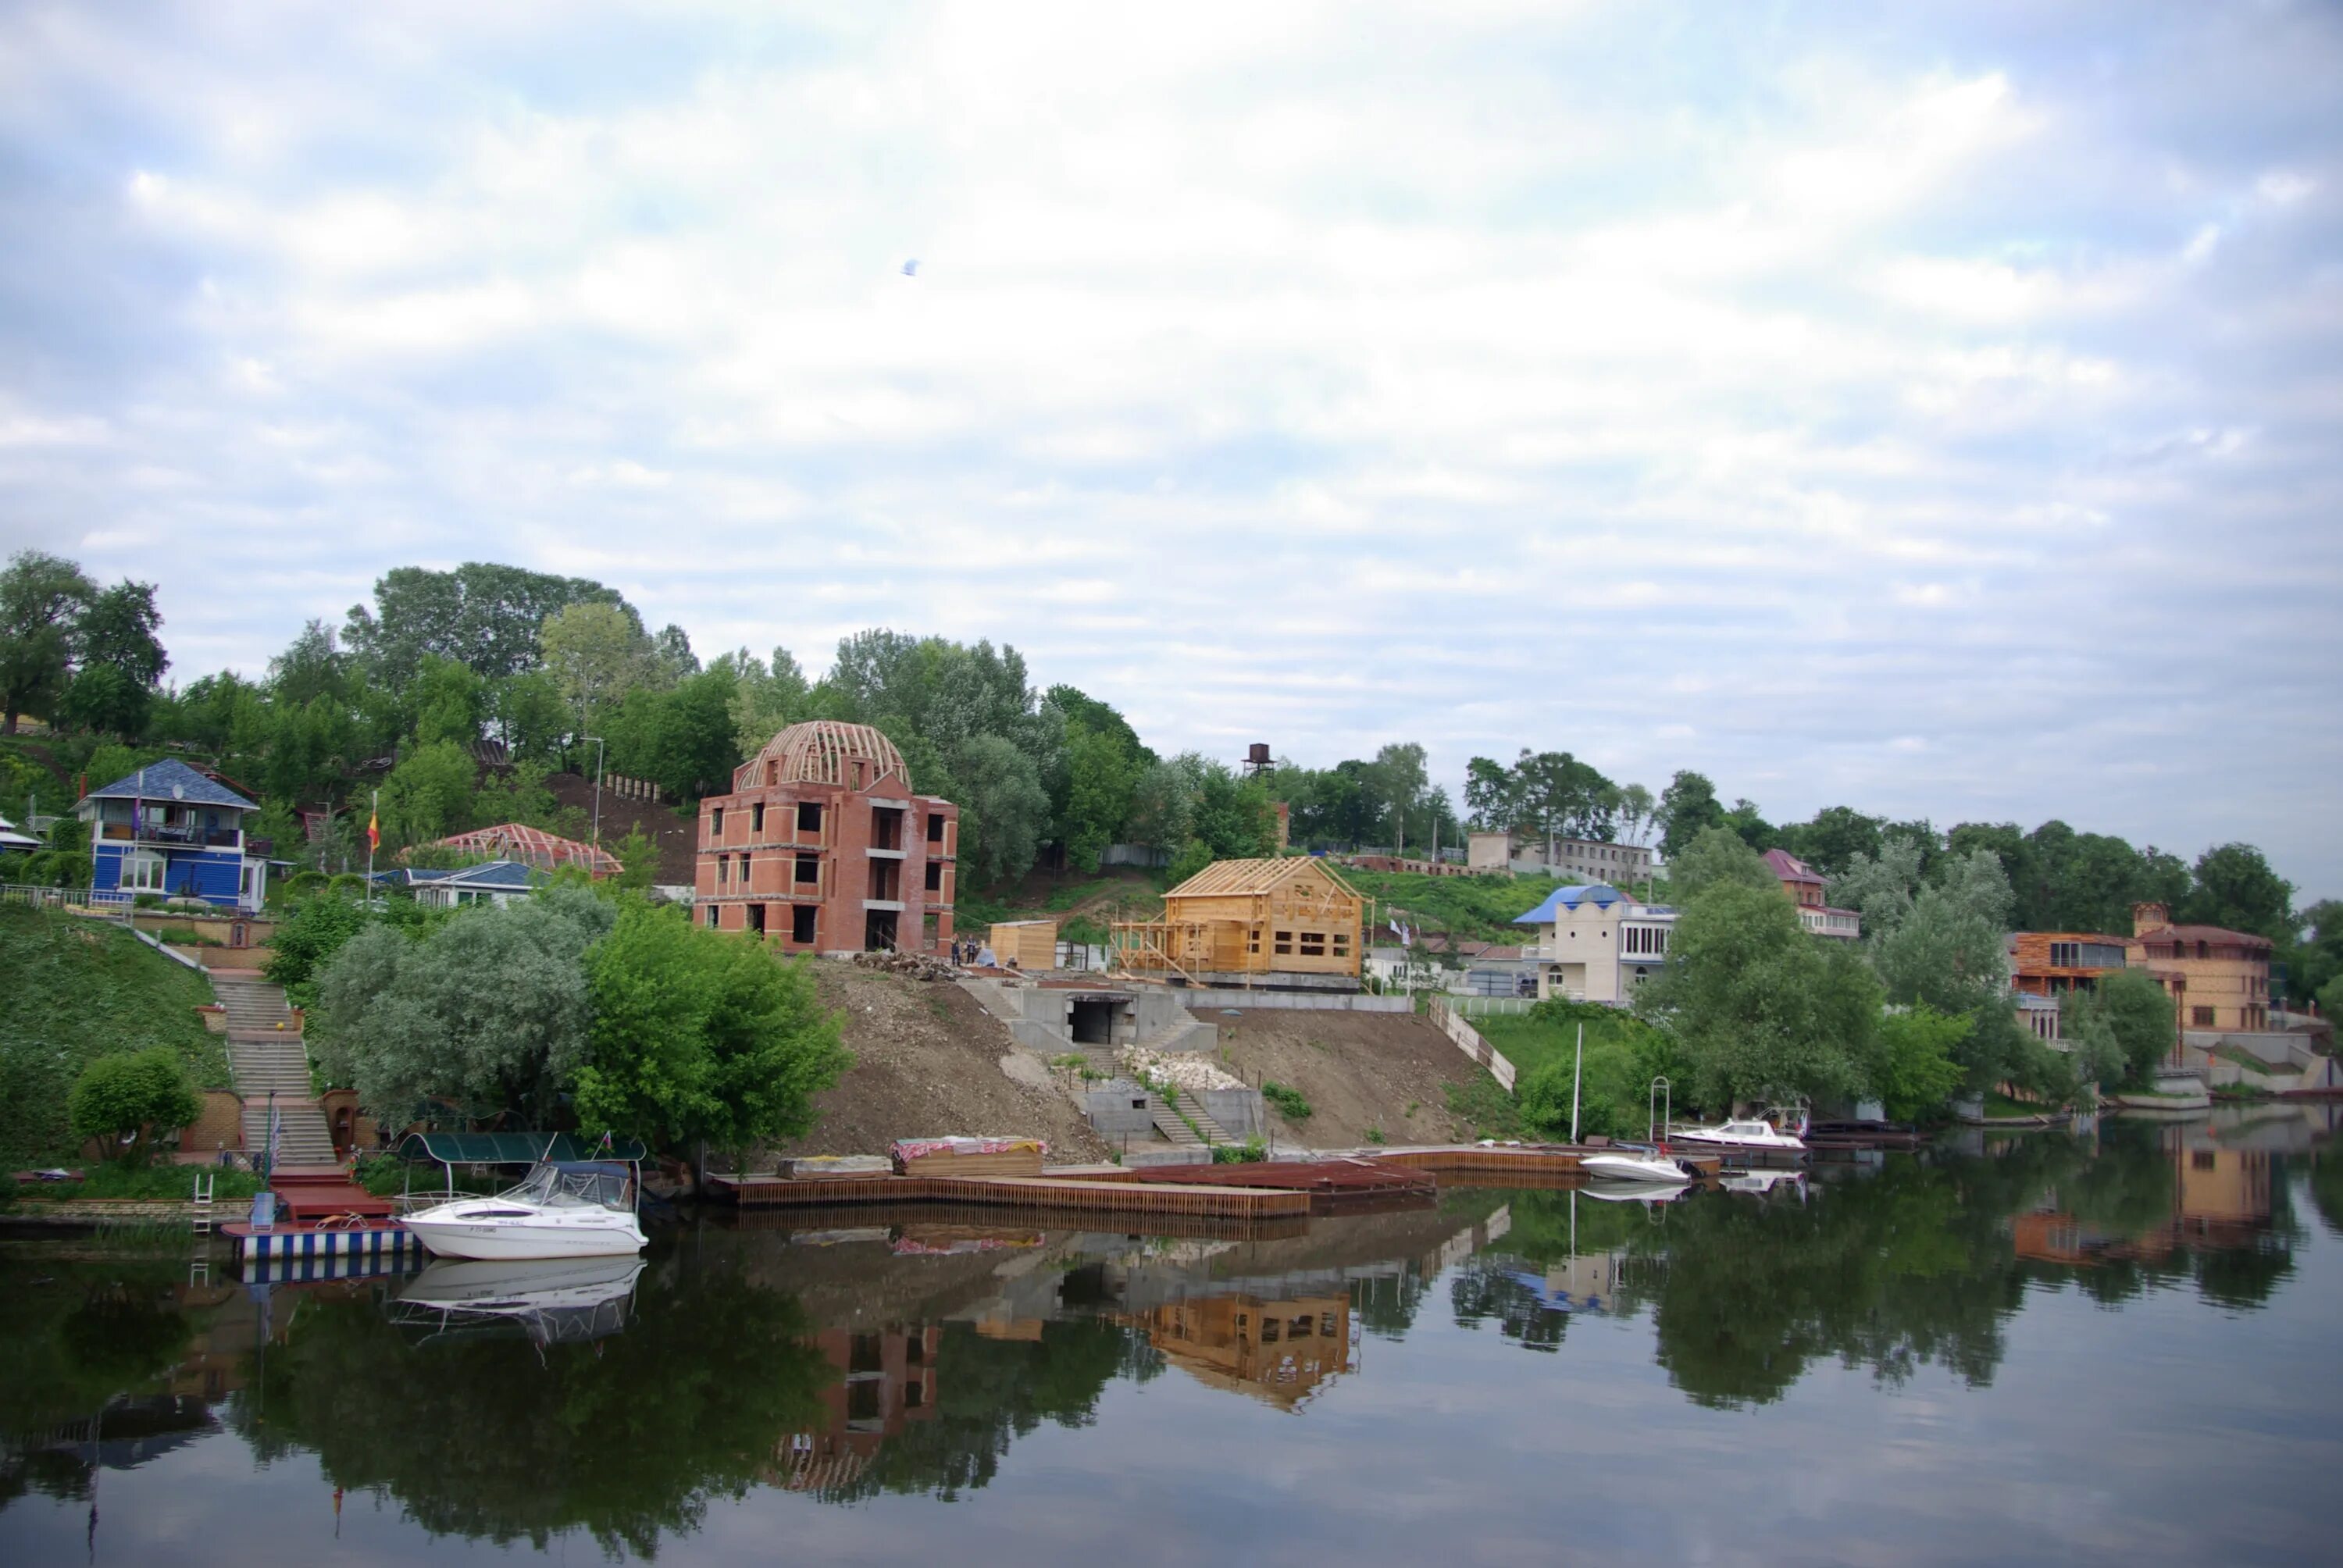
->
xmin=0 ymin=904 xmax=227 ymax=1166
xmin=1336 ymin=867 xmax=1570 ymax=943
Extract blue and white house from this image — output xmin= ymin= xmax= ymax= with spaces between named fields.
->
xmin=77 ymin=758 xmax=270 ymax=911
xmin=1511 ymin=883 xmax=1679 ymax=1006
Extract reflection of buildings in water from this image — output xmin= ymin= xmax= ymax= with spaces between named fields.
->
xmin=1122 ymin=1293 xmax=1353 ymax=1411
xmin=1544 ymin=1252 xmax=1625 ymax=1314
xmin=2010 ymin=1143 xmax=2276 ymax=1267
xmin=771 ymin=1325 xmax=940 ymax=1494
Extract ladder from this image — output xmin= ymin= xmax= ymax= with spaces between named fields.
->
xmin=190 ymin=1171 xmax=216 ymax=1235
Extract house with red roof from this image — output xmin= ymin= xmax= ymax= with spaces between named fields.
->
xmin=1761 ymin=847 xmax=1860 ymax=939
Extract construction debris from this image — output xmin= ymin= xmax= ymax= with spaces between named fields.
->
xmin=777 ymin=1154 xmax=893 ymax=1181
xmin=850 ymin=950 xmax=961 ymax=982
xmin=893 ymin=1135 xmax=1047 ymax=1178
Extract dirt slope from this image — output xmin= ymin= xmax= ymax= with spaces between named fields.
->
xmin=1202 ymin=1008 xmax=1496 ymax=1149
xmin=543 ymin=771 xmax=701 ymax=882
xmin=754 ymin=964 xmax=1111 ymax=1165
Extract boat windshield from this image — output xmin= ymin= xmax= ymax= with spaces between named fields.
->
xmin=505 ymin=1161 xmax=633 ymax=1211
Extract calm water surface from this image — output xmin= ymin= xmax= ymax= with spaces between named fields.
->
xmin=5 ymin=1109 xmax=2341 ymax=1566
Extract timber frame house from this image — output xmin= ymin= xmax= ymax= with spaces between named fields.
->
xmin=1111 ymin=857 xmax=1364 ymax=986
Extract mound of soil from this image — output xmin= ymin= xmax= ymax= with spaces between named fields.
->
xmin=1204 ymin=1008 xmax=1497 ymax=1149
xmin=754 ymin=964 xmax=1111 ymax=1166
xmin=543 ymin=771 xmax=700 ymax=882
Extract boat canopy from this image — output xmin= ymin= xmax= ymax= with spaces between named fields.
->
xmin=393 ymin=1131 xmax=649 ymax=1167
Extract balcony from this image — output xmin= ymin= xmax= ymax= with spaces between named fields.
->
xmin=102 ymin=821 xmax=241 ymax=850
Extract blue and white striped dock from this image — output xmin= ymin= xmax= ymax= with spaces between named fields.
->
xmin=223 ymin=1219 xmax=419 ymax=1265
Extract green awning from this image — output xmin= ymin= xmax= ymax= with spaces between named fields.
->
xmin=393 ymin=1131 xmax=650 ymax=1166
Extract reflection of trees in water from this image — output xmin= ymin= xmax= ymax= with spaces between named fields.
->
xmin=2311 ymin=1149 xmax=2343 ymax=1238
xmin=1450 ymin=1121 xmax=2307 ymax=1408
xmin=812 ymin=1319 xmax=1159 ymax=1503
xmin=223 ymin=1261 xmax=831 ymax=1557
xmin=1350 ymin=1268 xmax=1433 ymax=1341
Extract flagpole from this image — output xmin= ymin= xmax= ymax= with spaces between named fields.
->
xmin=366 ymin=789 xmax=377 ymax=885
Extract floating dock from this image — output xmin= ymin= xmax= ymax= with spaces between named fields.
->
xmin=1379 ymin=1146 xmax=1724 ymax=1183
xmin=220 ymin=1217 xmax=421 ymax=1264
xmin=706 ymin=1171 xmax=1311 ymax=1222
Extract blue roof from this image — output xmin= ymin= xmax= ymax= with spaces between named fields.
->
xmin=1512 ymin=883 xmax=1628 ymax=925
xmin=437 ymin=860 xmax=547 ymax=890
xmin=81 ymin=758 xmax=256 ymax=812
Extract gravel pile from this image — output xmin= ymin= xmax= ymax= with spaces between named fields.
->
xmin=1121 ymin=1044 xmax=1243 ymax=1092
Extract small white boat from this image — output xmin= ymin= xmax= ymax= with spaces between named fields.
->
xmin=1668 ymin=1117 xmax=1809 ymax=1156
xmin=401 ymin=1160 xmax=646 ymax=1260
xmin=1581 ymin=1177 xmax=1691 ymax=1204
xmin=1718 ymin=1167 xmax=1808 ymax=1195
xmin=1580 ymin=1150 xmax=1692 ymax=1184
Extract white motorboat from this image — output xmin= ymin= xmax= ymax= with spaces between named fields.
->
xmin=1667 ymin=1117 xmax=1809 ymax=1156
xmin=401 ymin=1160 xmax=646 ymax=1260
xmin=1580 ymin=1150 xmax=1692 ymax=1184
xmin=1582 ymin=1177 xmax=1691 ymax=1204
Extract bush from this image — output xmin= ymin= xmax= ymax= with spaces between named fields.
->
xmin=1261 ymin=1081 xmax=1312 ymax=1121
xmin=1517 ymin=1057 xmax=1620 ymax=1141
xmin=1211 ymin=1138 xmax=1268 ymax=1164
xmin=69 ymin=1048 xmax=201 ymax=1164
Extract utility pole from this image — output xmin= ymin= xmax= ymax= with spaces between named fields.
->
xmin=585 ymin=736 xmax=607 ymax=848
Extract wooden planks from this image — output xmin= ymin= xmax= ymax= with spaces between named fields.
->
xmin=706 ymin=1171 xmax=1309 ymax=1221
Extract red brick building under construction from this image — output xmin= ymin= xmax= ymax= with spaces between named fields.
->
xmin=694 ymin=721 xmax=958 ymax=955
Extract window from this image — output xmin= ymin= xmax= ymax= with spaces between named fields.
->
xmin=1332 ymin=933 xmax=1350 ymax=957
xmin=705 ymin=905 xmax=720 ymax=928
xmin=121 ymin=850 xmax=166 ymax=893
xmin=792 ymin=904 xmax=816 ymax=943
xmin=2193 ymin=1150 xmax=2218 ymax=1171
xmin=798 ymin=800 xmax=822 ymax=832
xmin=710 ymin=807 xmax=724 ymax=839
xmin=796 ymin=852 xmax=818 ymax=886
xmin=1300 ymin=932 xmax=1326 ymax=957
xmin=2196 ymin=941 xmax=2210 ymax=960
xmin=751 ymin=803 xmax=765 ymax=834
xmin=1274 ymin=930 xmax=1293 ymax=956
xmin=2191 ymin=1006 xmax=2216 ymax=1027
xmin=925 ymin=860 xmax=943 ymax=892
xmin=872 ymin=807 xmax=904 ymax=850
xmin=715 ymin=855 xmax=729 ymax=886
xmin=745 ymin=903 xmax=765 ymax=934
xmin=927 ymin=811 xmax=944 ymax=843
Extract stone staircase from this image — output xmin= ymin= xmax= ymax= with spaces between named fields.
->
xmin=209 ymin=971 xmax=337 ymax=1169
xmin=1168 ymin=1087 xmax=1232 ymax=1145
xmin=1147 ymin=1092 xmax=1204 ymax=1147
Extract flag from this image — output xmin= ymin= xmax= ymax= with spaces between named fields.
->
xmin=366 ymin=810 xmax=380 ymax=851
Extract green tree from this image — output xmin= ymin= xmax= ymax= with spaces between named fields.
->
xmin=1657 ymin=769 xmax=1726 ymax=856
xmin=344 ymin=561 xmax=637 ymax=690
xmin=311 ymin=887 xmax=614 ymax=1124
xmin=650 ymin=665 xmax=743 ymax=802
xmin=613 ymin=826 xmax=657 ymax=891
xmin=953 ymin=732 xmax=1050 ymax=885
xmin=2063 ymin=968 xmax=2176 ymax=1086
xmin=1665 ymin=825 xmax=1779 ymax=903
xmin=0 ymin=549 xmax=94 ymax=733
xmin=1777 ymin=805 xmax=1884 ymax=875
xmin=263 ymin=888 xmax=376 ymax=1007
xmin=726 ymin=643 xmax=811 ymax=757
xmin=409 ymin=654 xmax=487 ymax=747
xmin=540 ymin=600 xmax=656 ymax=746
xmin=69 ymin=1047 xmax=200 ymax=1163
xmin=1871 ymin=1006 xmax=1970 ymax=1121
xmin=1061 ymin=719 xmax=1140 ymax=871
xmin=2183 ymin=843 xmax=2296 ymax=943
xmin=60 ymin=580 xmax=168 ymax=738
xmin=1639 ymin=879 xmax=1882 ymax=1111
xmin=575 ymin=899 xmax=849 ymax=1166
xmin=379 ymin=739 xmax=477 ymax=848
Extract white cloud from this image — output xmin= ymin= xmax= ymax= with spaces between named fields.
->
xmin=1 ymin=1 xmax=2338 ymax=893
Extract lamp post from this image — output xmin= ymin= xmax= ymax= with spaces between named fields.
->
xmin=584 ymin=736 xmax=607 ymax=848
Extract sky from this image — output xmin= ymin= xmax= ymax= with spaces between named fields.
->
xmin=1 ymin=1 xmax=2338 ymax=894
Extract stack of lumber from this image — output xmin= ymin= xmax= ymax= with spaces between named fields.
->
xmin=779 ymin=1154 xmax=893 ymax=1181
xmin=892 ymin=1135 xmax=1047 ymax=1178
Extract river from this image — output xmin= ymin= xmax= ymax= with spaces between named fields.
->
xmin=5 ymin=1107 xmax=2339 ymax=1566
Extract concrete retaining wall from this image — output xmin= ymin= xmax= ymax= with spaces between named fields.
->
xmin=1197 ymin=1088 xmax=1266 ymax=1139
xmin=1085 ymin=1082 xmax=1159 ymax=1139
xmin=1177 ymin=989 xmax=1410 ymax=1014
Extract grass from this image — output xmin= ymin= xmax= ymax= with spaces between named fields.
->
xmin=1261 ymin=1081 xmax=1312 ymax=1121
xmin=2210 ymin=1044 xmax=2281 ymax=1076
xmin=1336 ymin=868 xmax=1574 ymax=944
xmin=0 ymin=903 xmax=231 ymax=1167
xmin=16 ymin=1163 xmax=266 ymax=1203
xmin=1364 ymin=1126 xmax=1387 ymax=1145
xmin=1443 ymin=1075 xmax=1524 ymax=1140
xmin=1985 ymin=1092 xmax=2057 ymax=1120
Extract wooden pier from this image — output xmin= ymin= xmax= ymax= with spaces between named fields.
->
xmin=725 ymin=1199 xmax=1312 ymax=1242
xmin=705 ymin=1171 xmax=1311 ymax=1222
xmin=1379 ymin=1146 xmax=1724 ymax=1184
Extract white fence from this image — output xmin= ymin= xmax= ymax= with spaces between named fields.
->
xmin=1 ymin=883 xmax=131 ymax=917
xmin=1428 ymin=996 xmax=1517 ymax=1092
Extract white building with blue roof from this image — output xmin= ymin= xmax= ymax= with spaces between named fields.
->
xmin=1510 ymin=882 xmax=1679 ymax=1006
xmin=75 ymin=757 xmax=270 ymax=911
